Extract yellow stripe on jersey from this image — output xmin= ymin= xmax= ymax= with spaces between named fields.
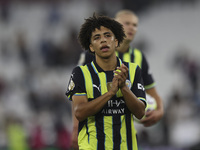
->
xmin=133 ymin=48 xmax=142 ymax=68
xmin=115 ymin=51 xmax=119 ymax=57
xmin=129 ymin=63 xmax=137 ymax=86
xmin=123 ymin=51 xmax=131 ymax=62
xmin=80 ymin=65 xmax=98 ymax=149
xmin=78 ymin=116 xmax=98 ymax=150
xmin=87 ymin=116 xmax=98 ymax=149
xmin=78 ymin=124 xmax=91 ymax=150
xmin=116 ymin=89 xmax=123 ymax=97
xmin=128 ymin=63 xmax=138 ymax=150
xmin=131 ymin=116 xmax=138 ymax=150
xmin=120 ymin=115 xmax=138 ymax=150
xmin=98 ymin=72 xmax=107 ymax=94
xmin=80 ymin=66 xmax=94 ymax=99
xmin=74 ymin=93 xmax=86 ymax=96
xmin=104 ymin=116 xmax=113 ymax=149
xmin=120 ymin=115 xmax=127 ymax=149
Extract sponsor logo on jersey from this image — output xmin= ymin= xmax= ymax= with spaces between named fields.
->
xmin=137 ymin=83 xmax=145 ymax=91
xmin=93 ymin=84 xmax=101 ymax=92
xmin=101 ymin=99 xmax=126 ymax=115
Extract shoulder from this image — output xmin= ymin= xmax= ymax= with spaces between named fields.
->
xmin=66 ymin=66 xmax=87 ymax=99
xmin=71 ymin=65 xmax=88 ymax=83
xmin=123 ymin=61 xmax=139 ymax=70
xmin=133 ymin=48 xmax=142 ymax=53
xmin=68 ymin=64 xmax=90 ymax=88
xmin=72 ymin=66 xmax=82 ymax=75
xmin=134 ymin=48 xmax=147 ymax=59
xmin=133 ymin=48 xmax=144 ymax=56
xmin=73 ymin=64 xmax=94 ymax=78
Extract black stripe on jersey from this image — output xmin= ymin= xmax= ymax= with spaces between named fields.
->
xmin=126 ymin=113 xmax=133 ymax=150
xmin=130 ymin=49 xmax=134 ymax=62
xmin=88 ymin=64 xmax=105 ymax=149
xmin=125 ymin=62 xmax=131 ymax=82
xmin=106 ymin=72 xmax=121 ymax=149
xmin=118 ymin=52 xmax=123 ymax=60
xmin=106 ymin=71 xmax=113 ymax=82
xmin=113 ymin=115 xmax=121 ymax=150
xmin=78 ymin=119 xmax=87 ymax=132
xmin=96 ymin=116 xmax=105 ymax=150
xmin=85 ymin=119 xmax=89 ymax=143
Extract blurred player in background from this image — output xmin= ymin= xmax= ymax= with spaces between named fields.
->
xmin=71 ymin=10 xmax=164 ymax=149
xmin=114 ymin=10 xmax=164 ymax=126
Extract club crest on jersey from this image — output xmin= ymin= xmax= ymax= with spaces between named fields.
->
xmin=126 ymin=80 xmax=131 ymax=89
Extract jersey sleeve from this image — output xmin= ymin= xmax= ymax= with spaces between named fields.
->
xmin=131 ymin=66 xmax=146 ymax=106
xmin=141 ymin=53 xmax=156 ymax=90
xmin=65 ymin=66 xmax=86 ymax=100
xmin=77 ymin=50 xmax=95 ymax=66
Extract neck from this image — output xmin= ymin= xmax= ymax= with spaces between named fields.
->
xmin=116 ymin=40 xmax=130 ymax=53
xmin=95 ymin=54 xmax=117 ymax=71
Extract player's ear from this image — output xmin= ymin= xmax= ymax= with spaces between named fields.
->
xmin=89 ymin=44 xmax=95 ymax=53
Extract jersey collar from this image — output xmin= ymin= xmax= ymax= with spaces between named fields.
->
xmin=91 ymin=57 xmax=122 ymax=73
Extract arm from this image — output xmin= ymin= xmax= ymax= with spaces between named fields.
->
xmin=69 ymin=55 xmax=95 ymax=149
xmin=140 ymin=87 xmax=164 ymax=127
xmin=71 ymin=103 xmax=79 ymax=150
xmin=121 ymin=86 xmax=145 ymax=119
xmin=146 ymin=87 xmax=164 ymax=117
xmin=114 ymin=64 xmax=146 ymax=119
xmin=72 ymin=76 xmax=119 ymax=122
xmin=140 ymin=52 xmax=164 ymax=126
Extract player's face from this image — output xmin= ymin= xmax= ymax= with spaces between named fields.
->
xmin=89 ymin=26 xmax=118 ymax=59
xmin=115 ymin=14 xmax=138 ymax=42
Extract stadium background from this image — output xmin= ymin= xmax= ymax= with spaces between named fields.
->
xmin=0 ymin=0 xmax=200 ymax=149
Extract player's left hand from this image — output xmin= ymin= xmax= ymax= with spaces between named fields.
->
xmin=114 ymin=64 xmax=128 ymax=88
xmin=140 ymin=109 xmax=163 ymax=127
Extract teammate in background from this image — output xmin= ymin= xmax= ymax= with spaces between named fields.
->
xmin=114 ymin=10 xmax=164 ymax=127
xmin=71 ymin=10 xmax=164 ymax=149
xmin=66 ymin=14 xmax=146 ymax=150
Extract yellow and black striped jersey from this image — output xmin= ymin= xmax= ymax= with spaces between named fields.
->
xmin=78 ymin=48 xmax=155 ymax=90
xmin=66 ymin=57 xmax=146 ymax=150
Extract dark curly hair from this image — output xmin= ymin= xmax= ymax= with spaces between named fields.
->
xmin=78 ymin=13 xmax=126 ymax=53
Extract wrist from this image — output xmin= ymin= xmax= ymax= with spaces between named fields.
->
xmin=156 ymin=106 xmax=164 ymax=118
xmin=120 ymin=85 xmax=129 ymax=91
xmin=107 ymin=90 xmax=116 ymax=97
